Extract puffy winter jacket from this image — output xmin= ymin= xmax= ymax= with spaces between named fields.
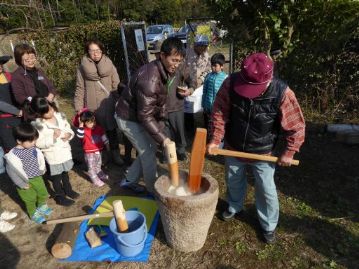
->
xmin=116 ymin=59 xmax=170 ymax=144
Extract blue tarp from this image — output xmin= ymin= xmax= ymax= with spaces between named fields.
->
xmin=62 ymin=195 xmax=160 ymax=262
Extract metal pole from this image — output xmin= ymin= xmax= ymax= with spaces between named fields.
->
xmin=120 ymin=24 xmax=131 ymax=85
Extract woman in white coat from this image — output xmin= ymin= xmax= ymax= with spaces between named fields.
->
xmin=31 ymin=97 xmax=79 ymax=206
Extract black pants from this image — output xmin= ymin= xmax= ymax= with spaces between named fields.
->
xmin=167 ymin=110 xmax=187 ymax=155
xmin=123 ymin=135 xmax=134 ymax=163
xmin=50 ymin=171 xmax=73 ymax=197
xmin=106 ymin=129 xmax=119 ymax=150
xmin=0 ymin=117 xmax=21 ymax=152
xmin=184 ymin=112 xmax=195 ymax=138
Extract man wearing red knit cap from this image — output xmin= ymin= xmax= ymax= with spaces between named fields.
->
xmin=207 ymin=52 xmax=305 ymax=244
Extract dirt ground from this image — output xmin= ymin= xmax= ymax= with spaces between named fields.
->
xmin=0 ymin=101 xmax=358 ymax=269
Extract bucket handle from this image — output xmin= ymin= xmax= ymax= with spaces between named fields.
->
xmin=117 ymin=224 xmax=148 ymax=248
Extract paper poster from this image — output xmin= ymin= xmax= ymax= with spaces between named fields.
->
xmin=134 ymin=29 xmax=145 ymax=52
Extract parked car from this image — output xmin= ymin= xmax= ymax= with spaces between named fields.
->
xmin=146 ymin=24 xmax=174 ymax=50
xmin=169 ymin=24 xmax=197 ymax=47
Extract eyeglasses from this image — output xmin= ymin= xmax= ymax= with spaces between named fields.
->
xmin=23 ymin=56 xmax=37 ymax=63
xmin=88 ymin=49 xmax=102 ymax=54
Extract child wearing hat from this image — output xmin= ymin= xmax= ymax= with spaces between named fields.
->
xmin=207 ymin=52 xmax=305 ymax=244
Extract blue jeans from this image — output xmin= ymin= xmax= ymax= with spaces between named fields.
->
xmin=225 ymin=157 xmax=279 ymax=232
xmin=115 ymin=116 xmax=158 ymax=193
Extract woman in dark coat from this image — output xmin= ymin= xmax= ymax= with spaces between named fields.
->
xmin=11 ymin=44 xmax=56 ymax=120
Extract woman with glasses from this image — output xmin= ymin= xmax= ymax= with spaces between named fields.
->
xmin=74 ymin=39 xmax=124 ymax=166
xmin=11 ymin=43 xmax=56 ymax=121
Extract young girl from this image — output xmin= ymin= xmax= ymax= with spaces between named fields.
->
xmin=4 ymin=122 xmax=52 ymax=224
xmin=30 ymin=97 xmax=79 ymax=206
xmin=75 ymin=110 xmax=109 ymax=187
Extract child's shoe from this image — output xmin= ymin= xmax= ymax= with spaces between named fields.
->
xmin=54 ymin=195 xmax=75 ymax=207
xmin=0 ymin=220 xmax=15 ymax=233
xmin=0 ymin=210 xmax=18 ymax=220
xmin=94 ymin=179 xmax=105 ymax=187
xmin=31 ymin=211 xmax=46 ymax=224
xmin=66 ymin=190 xmax=80 ymax=200
xmin=36 ymin=204 xmax=53 ymax=216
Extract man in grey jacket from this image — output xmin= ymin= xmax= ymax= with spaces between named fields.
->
xmin=115 ymin=37 xmax=186 ymax=193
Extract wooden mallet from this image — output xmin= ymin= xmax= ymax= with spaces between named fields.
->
xmin=164 ymin=140 xmax=180 ymax=187
xmin=208 ymin=148 xmax=300 ymax=166
xmin=113 ymin=200 xmax=128 ymax=232
xmin=47 ymin=211 xmax=114 ymax=259
xmin=188 ymin=128 xmax=207 ymax=193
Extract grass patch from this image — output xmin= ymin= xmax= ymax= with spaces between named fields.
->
xmin=234 ymin=241 xmax=247 ymax=255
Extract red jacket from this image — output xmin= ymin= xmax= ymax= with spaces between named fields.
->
xmin=76 ymin=125 xmax=108 ymax=153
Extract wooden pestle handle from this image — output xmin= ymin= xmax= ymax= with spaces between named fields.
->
xmin=164 ymin=141 xmax=180 ymax=187
xmin=113 ymin=200 xmax=128 ymax=232
xmin=208 ymin=148 xmax=300 ymax=166
xmin=45 ymin=211 xmax=114 ymax=225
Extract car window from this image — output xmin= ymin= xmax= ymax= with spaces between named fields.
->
xmin=178 ymin=25 xmax=187 ymax=33
xmin=147 ymin=26 xmax=164 ymax=34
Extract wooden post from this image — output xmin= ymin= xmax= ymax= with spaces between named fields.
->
xmin=188 ymin=128 xmax=207 ymax=193
xmin=113 ymin=200 xmax=128 ymax=232
xmin=51 ymin=222 xmax=79 ymax=259
xmin=164 ymin=141 xmax=179 ymax=187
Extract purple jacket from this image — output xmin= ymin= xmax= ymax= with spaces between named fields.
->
xmin=11 ymin=66 xmax=56 ymax=106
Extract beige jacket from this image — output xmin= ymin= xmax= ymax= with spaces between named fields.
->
xmin=185 ymin=47 xmax=211 ymax=89
xmin=74 ymin=55 xmax=120 ymax=130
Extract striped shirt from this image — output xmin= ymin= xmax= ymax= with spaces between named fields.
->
xmin=12 ymin=147 xmax=41 ymax=178
xmin=211 ymin=77 xmax=305 ymax=159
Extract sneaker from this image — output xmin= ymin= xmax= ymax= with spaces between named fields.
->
xmin=263 ymin=230 xmax=276 ymax=244
xmin=0 ymin=220 xmax=15 ymax=233
xmin=119 ymin=178 xmax=146 ymax=193
xmin=220 ymin=208 xmax=242 ymax=221
xmin=177 ymin=152 xmax=187 ymax=161
xmin=54 ymin=195 xmax=75 ymax=207
xmin=31 ymin=211 xmax=46 ymax=224
xmin=66 ymin=190 xmax=80 ymax=200
xmin=0 ymin=210 xmax=18 ymax=221
xmin=36 ymin=204 xmax=53 ymax=216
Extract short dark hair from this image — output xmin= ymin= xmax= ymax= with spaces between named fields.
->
xmin=161 ymin=37 xmax=186 ymax=57
xmin=210 ymin=53 xmax=225 ymax=66
xmin=13 ymin=122 xmax=39 ymax=142
xmin=85 ymin=39 xmax=105 ymax=55
xmin=30 ymin=96 xmax=58 ymax=118
xmin=80 ymin=110 xmax=95 ymax=123
xmin=14 ymin=44 xmax=36 ymax=66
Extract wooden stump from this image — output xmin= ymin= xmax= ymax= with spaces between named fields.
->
xmin=51 ymin=222 xmax=79 ymax=259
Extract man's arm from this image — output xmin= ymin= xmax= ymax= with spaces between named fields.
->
xmin=278 ymin=87 xmax=306 ymax=166
xmin=0 ymin=101 xmax=21 ymax=115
